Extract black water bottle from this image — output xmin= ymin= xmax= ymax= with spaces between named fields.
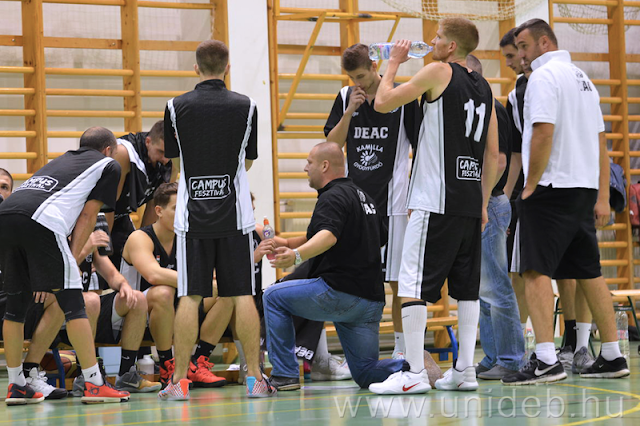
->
xmin=95 ymin=213 xmax=113 ymax=256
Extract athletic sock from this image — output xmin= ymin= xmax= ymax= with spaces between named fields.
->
xmin=82 ymin=363 xmax=104 ymax=386
xmin=575 ymin=322 xmax=592 ymax=353
xmin=8 ymin=365 xmax=27 ymax=386
xmin=456 ymin=300 xmax=480 ymax=370
xmin=314 ymin=329 xmax=330 ymax=362
xmin=563 ymin=319 xmax=577 ymax=350
xmin=23 ymin=362 xmax=40 ymax=375
xmin=535 ymin=342 xmax=557 ymax=365
xmin=401 ymin=301 xmax=427 ymax=373
xmin=118 ymin=349 xmax=138 ymax=377
xmin=193 ymin=340 xmax=216 ymax=360
xmin=394 ymin=332 xmax=405 ymax=353
xmin=600 ymin=341 xmax=623 ymax=361
xmin=158 ymin=349 xmax=173 ymax=367
xmin=234 ymin=339 xmax=246 ymax=366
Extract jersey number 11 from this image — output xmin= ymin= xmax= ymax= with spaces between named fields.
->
xmin=463 ymin=99 xmax=486 ymax=143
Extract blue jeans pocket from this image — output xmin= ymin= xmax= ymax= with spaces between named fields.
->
xmin=317 ymin=288 xmax=361 ymax=316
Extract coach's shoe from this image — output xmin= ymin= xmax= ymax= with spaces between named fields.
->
xmin=116 ymin=366 xmax=162 ymax=393
xmin=557 ymin=346 xmax=574 ymax=372
xmin=82 ymin=380 xmax=130 ymax=404
xmin=246 ymin=376 xmax=277 ymax=398
xmin=5 ymin=383 xmax=45 ymax=406
xmin=369 ymin=370 xmax=431 ymax=395
xmin=159 ymin=359 xmax=175 ymax=389
xmin=435 ymin=365 xmax=479 ymax=391
xmin=571 ymin=347 xmax=596 ymax=374
xmin=188 ymin=356 xmax=227 ymax=388
xmin=158 ymin=378 xmax=190 ymax=401
xmin=25 ymin=367 xmax=68 ymax=399
xmin=269 ymin=375 xmax=301 ymax=391
xmin=579 ymin=354 xmax=630 ymax=379
xmin=501 ymin=353 xmax=567 ymax=385
xmin=477 ymin=365 xmax=517 ymax=381
xmin=310 ymin=355 xmax=352 ymax=381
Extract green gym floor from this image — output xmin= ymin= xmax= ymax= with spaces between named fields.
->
xmin=2 ymin=348 xmax=640 ymax=426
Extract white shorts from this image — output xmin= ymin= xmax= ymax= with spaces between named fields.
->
xmin=382 ymin=214 xmax=408 ymax=282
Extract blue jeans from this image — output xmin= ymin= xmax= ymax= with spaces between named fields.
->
xmin=478 ymin=194 xmax=524 ymax=371
xmin=263 ymin=277 xmax=404 ymax=388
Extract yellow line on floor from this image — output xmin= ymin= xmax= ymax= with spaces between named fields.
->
xmin=554 ymin=383 xmax=640 ymax=426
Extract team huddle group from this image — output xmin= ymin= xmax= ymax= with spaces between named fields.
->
xmin=0 ymin=16 xmax=631 ymax=406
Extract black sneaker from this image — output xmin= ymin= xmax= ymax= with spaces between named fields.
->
xmin=269 ymin=375 xmax=301 ymax=391
xmin=579 ymin=354 xmax=630 ymax=379
xmin=501 ymin=353 xmax=567 ymax=385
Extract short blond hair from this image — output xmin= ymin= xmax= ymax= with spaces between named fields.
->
xmin=439 ymin=17 xmax=479 ymax=57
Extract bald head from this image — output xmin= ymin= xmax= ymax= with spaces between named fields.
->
xmin=80 ymin=127 xmax=117 ymax=154
xmin=466 ymin=54 xmax=483 ymax=75
xmin=305 ymin=142 xmax=346 ymax=190
xmin=312 ymin=142 xmax=345 ymax=170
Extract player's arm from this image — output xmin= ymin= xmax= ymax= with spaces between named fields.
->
xmin=375 ymin=40 xmax=441 ymax=113
xmin=70 ymin=200 xmax=103 ymax=261
xmin=271 ymin=230 xmax=335 ymax=269
xmin=595 ymin=131 xmax=610 ymax=228
xmin=245 ymin=159 xmax=253 ymax=171
xmin=521 ymin=122 xmax=554 ymax=199
xmin=124 ymin=230 xmax=177 ymax=288
xmin=504 ymin=152 xmax=522 ymax=199
xmin=141 ymin=199 xmax=158 ymax=227
xmin=93 ymin=252 xmax=126 ymax=292
xmin=255 ymin=223 xmax=289 ymax=247
xmin=481 ymin=107 xmax=500 ymax=229
xmin=114 ymin=144 xmax=131 ymax=200
xmin=325 ymin=89 xmax=366 ymax=148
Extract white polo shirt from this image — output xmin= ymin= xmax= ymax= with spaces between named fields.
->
xmin=522 ymin=50 xmax=604 ymax=189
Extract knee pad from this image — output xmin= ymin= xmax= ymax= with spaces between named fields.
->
xmin=53 ymin=289 xmax=87 ymax=321
xmin=3 ymin=291 xmax=32 ymax=323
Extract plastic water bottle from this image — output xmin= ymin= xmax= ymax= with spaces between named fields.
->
xmin=525 ymin=329 xmax=535 ymax=360
xmin=616 ymin=311 xmax=630 ymax=365
xmin=95 ymin=213 xmax=113 ymax=256
xmin=137 ymin=354 xmax=155 ymax=375
xmin=262 ymin=217 xmax=276 ymax=260
xmin=368 ymin=41 xmax=433 ymax=60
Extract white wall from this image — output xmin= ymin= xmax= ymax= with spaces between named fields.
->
xmin=228 ymin=0 xmax=276 ymax=287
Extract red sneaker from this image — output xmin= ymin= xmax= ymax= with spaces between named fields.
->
xmin=159 ymin=359 xmax=175 ymax=389
xmin=5 ymin=383 xmax=44 ymax=406
xmin=158 ymin=378 xmax=190 ymax=401
xmin=188 ymin=356 xmax=227 ymax=388
xmin=82 ymin=381 xmax=130 ymax=404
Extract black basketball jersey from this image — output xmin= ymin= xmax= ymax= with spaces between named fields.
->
xmin=113 ymin=132 xmax=172 ymax=219
xmin=0 ymin=147 xmax=120 ymax=236
xmin=408 ymin=63 xmax=493 ymax=218
xmin=121 ymin=225 xmax=176 ymax=293
xmin=164 ymin=79 xmax=258 ymax=238
xmin=324 ymin=84 xmax=418 ymax=216
xmin=251 ymin=230 xmax=263 ymax=293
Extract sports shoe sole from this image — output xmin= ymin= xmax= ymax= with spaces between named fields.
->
xmin=435 ymin=381 xmax=479 ymax=391
xmin=502 ymin=372 xmax=568 ymax=386
xmin=580 ymin=369 xmax=630 ymax=379
xmin=369 ymin=384 xmax=431 ymax=395
xmin=81 ymin=395 xmax=130 ymax=404
xmin=274 ymin=383 xmax=301 ymax=391
xmin=158 ymin=394 xmax=190 ymax=401
xmin=118 ymin=383 xmax=162 ymax=393
xmin=5 ymin=396 xmax=45 ymax=406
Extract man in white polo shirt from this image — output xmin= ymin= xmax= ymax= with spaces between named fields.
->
xmin=502 ymin=19 xmax=629 ymax=385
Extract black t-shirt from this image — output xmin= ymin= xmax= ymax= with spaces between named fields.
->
xmin=493 ymin=99 xmax=512 ymax=194
xmin=305 ymin=178 xmax=386 ymax=302
xmin=113 ymin=132 xmax=172 ymax=219
xmin=506 ymin=75 xmax=528 ymax=199
xmin=164 ymin=79 xmax=258 ymax=238
xmin=323 ymin=84 xmax=419 ymax=216
xmin=0 ymin=147 xmax=120 ymax=236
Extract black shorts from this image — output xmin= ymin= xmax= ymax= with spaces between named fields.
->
xmin=95 ymin=292 xmax=122 ymax=345
xmin=0 ymin=214 xmax=82 ymax=294
xmin=0 ymin=299 xmax=43 ymax=340
xmin=176 ymin=232 xmax=255 ymax=298
xmin=397 ymin=211 xmax=481 ymax=303
xmin=515 ymin=186 xmax=601 ymax=279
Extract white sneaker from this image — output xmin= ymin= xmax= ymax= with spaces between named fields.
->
xmin=392 ymin=349 xmax=405 ymax=360
xmin=435 ymin=366 xmax=478 ymax=391
xmin=369 ymin=370 xmax=431 ymax=395
xmin=25 ymin=367 xmax=68 ymax=400
xmin=310 ymin=355 xmax=352 ymax=381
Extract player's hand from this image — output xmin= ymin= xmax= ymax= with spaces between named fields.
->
xmin=270 ymin=247 xmax=295 ymax=269
xmin=346 ymin=86 xmax=366 ymax=114
xmin=33 ymin=292 xmax=48 ymax=304
xmin=389 ymin=39 xmax=411 ymax=65
xmin=481 ymin=207 xmax=488 ymax=232
xmin=520 ymin=185 xmax=535 ymax=200
xmin=118 ymin=282 xmax=137 ymax=310
xmin=594 ymin=198 xmax=611 ymax=229
xmin=255 ymin=239 xmax=277 ymax=261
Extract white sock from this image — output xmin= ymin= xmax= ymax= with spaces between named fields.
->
xmin=401 ymin=303 xmax=427 ymax=373
xmin=574 ymin=322 xmax=592 ymax=353
xmin=8 ymin=365 xmax=26 ymax=386
xmin=394 ymin=332 xmax=405 ymax=353
xmin=234 ymin=339 xmax=246 ymax=365
xmin=456 ymin=300 xmax=480 ymax=370
xmin=521 ymin=323 xmax=527 ymax=333
xmin=314 ymin=329 xmax=331 ymax=362
xmin=600 ymin=341 xmax=623 ymax=361
xmin=535 ymin=342 xmax=557 ymax=365
xmin=82 ymin=363 xmax=104 ymax=386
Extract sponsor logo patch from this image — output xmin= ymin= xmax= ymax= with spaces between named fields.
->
xmin=16 ymin=176 xmax=58 ymax=192
xmin=189 ymin=175 xmax=231 ymax=200
xmin=456 ymin=156 xmax=481 ymax=181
